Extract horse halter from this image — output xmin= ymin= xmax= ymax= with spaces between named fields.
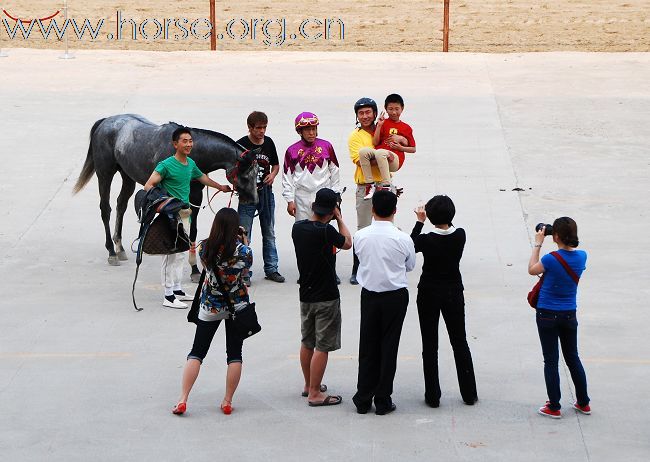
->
xmin=225 ymin=149 xmax=255 ymax=191
xmin=204 ymin=149 xmax=255 ymax=211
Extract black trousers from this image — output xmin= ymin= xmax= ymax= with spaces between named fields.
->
xmin=417 ymin=285 xmax=477 ymax=404
xmin=353 ymin=287 xmax=408 ymax=412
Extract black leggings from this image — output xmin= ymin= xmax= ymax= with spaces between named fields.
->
xmin=187 ymin=318 xmax=243 ymax=364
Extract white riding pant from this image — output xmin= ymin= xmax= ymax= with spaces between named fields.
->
xmin=161 ymin=214 xmax=190 ymax=296
xmin=294 ymin=189 xmax=317 ymax=222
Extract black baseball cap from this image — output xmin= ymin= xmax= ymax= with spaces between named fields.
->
xmin=312 ymin=188 xmax=338 ymax=215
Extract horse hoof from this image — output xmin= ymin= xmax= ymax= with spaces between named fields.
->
xmin=117 ymin=251 xmax=128 ymax=261
xmin=108 ymin=256 xmax=120 ymax=266
xmin=190 ymin=272 xmax=201 ymax=283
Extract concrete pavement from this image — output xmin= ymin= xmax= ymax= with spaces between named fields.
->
xmin=0 ymin=49 xmax=648 ymax=461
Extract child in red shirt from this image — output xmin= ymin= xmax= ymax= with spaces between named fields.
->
xmin=359 ymin=94 xmax=416 ymax=199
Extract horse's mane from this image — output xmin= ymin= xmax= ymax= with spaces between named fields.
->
xmin=168 ymin=121 xmax=238 ymax=146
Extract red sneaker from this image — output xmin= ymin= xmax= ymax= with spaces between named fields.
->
xmin=538 ymin=402 xmax=561 ymax=419
xmin=363 ymin=184 xmax=376 ymax=200
xmin=573 ymin=402 xmax=591 ymax=415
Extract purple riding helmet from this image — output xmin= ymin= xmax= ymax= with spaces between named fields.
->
xmin=294 ymin=112 xmax=319 ymax=132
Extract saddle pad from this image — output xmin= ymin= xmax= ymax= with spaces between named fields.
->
xmin=143 ymin=214 xmax=190 ymax=255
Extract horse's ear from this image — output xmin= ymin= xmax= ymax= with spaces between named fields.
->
xmin=238 ymin=150 xmax=254 ymax=171
xmin=241 ymin=148 xmax=258 ymax=163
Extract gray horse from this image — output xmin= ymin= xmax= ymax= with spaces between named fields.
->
xmin=73 ymin=114 xmax=258 ymax=265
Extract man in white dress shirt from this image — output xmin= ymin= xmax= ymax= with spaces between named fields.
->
xmin=351 ymin=190 xmax=416 ymax=415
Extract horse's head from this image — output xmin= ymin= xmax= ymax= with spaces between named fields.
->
xmin=228 ymin=148 xmax=258 ymax=205
xmin=183 ymin=128 xmax=259 ymax=206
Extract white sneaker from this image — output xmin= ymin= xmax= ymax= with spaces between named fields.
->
xmin=163 ymin=296 xmax=188 ymax=309
xmin=173 ymin=291 xmax=194 ymax=301
xmin=363 ymin=184 xmax=376 ymax=200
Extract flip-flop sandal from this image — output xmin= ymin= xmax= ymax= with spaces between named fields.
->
xmin=301 ymin=384 xmax=327 ymax=397
xmin=308 ymin=395 xmax=342 ymax=407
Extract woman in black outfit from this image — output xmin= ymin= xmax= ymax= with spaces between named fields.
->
xmin=411 ymin=195 xmax=478 ymax=407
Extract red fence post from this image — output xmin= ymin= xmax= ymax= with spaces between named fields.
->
xmin=210 ymin=0 xmax=216 ymax=51
xmin=443 ymin=0 xmax=450 ymax=52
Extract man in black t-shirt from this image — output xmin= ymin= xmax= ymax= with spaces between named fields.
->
xmin=291 ymin=188 xmax=352 ymax=407
xmin=237 ymin=111 xmax=285 ymax=285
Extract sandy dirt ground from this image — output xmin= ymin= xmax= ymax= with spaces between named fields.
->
xmin=0 ymin=1 xmax=648 ymax=52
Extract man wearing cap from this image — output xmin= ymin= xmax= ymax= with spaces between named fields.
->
xmin=352 ymin=190 xmax=416 ymax=415
xmin=282 ymin=112 xmax=340 ymax=222
xmin=291 ymin=188 xmax=352 ymax=407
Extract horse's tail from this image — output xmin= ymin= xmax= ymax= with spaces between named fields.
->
xmin=73 ymin=118 xmax=105 ymax=194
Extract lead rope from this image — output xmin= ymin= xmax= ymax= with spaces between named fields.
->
xmin=131 ymin=221 xmax=149 ymax=312
xmin=204 ymin=187 xmax=235 ymax=215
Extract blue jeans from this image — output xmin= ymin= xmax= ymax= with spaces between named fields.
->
xmin=237 ymin=185 xmax=279 ymax=276
xmin=536 ymin=309 xmax=589 ymax=410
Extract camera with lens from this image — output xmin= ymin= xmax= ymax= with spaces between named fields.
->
xmin=535 ymin=223 xmax=554 ymax=236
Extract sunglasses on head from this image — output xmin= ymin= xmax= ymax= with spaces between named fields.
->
xmin=295 ymin=117 xmax=318 ymax=128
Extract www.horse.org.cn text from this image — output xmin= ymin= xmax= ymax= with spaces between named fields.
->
xmin=0 ymin=11 xmax=345 ymax=47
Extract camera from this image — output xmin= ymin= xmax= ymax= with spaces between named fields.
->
xmin=238 ymin=226 xmax=248 ymax=237
xmin=535 ymin=223 xmax=553 ymax=236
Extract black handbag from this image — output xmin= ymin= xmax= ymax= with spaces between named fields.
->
xmin=228 ymin=302 xmax=261 ymax=340
xmin=215 ymin=271 xmax=261 ymax=340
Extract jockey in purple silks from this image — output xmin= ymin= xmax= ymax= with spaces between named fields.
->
xmin=282 ymin=112 xmax=341 ymax=222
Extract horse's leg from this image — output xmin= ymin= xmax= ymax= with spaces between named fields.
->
xmin=189 ymin=204 xmax=201 ymax=282
xmin=98 ymin=174 xmax=119 ymax=266
xmin=113 ymin=172 xmax=136 ymax=261
xmin=188 ymin=182 xmax=203 ymax=282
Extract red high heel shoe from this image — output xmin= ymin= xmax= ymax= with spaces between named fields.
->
xmin=221 ymin=401 xmax=232 ymax=415
xmin=172 ymin=402 xmax=186 ymax=415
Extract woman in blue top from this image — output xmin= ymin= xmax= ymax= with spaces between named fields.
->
xmin=528 ymin=217 xmax=590 ymax=418
xmin=172 ymin=208 xmax=253 ymax=416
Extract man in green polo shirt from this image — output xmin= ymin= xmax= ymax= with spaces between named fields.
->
xmin=144 ymin=127 xmax=231 ymax=309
